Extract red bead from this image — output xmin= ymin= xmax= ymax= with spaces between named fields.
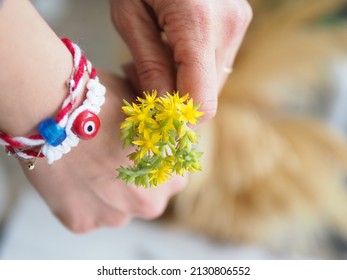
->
xmin=72 ymin=110 xmax=100 ymax=140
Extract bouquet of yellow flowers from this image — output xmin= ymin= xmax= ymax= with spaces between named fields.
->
xmin=117 ymin=90 xmax=204 ymax=188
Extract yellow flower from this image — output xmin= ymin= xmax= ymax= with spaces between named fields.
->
xmin=123 ymin=103 xmax=158 ymax=133
xmin=149 ymin=160 xmax=173 ymax=186
xmin=120 ymin=119 xmax=133 ymax=130
xmin=117 ymin=91 xmax=203 ymax=188
xmin=186 ymin=127 xmax=198 ymax=143
xmin=132 ymin=130 xmax=161 ymax=158
xmin=137 ymin=90 xmax=158 ymax=109
xmin=155 ymin=94 xmax=180 ymax=128
xmin=177 ymin=98 xmax=204 ymax=124
xmin=122 ymin=101 xmax=139 ymax=116
xmin=177 ymin=123 xmax=187 ymax=138
xmin=169 ymin=92 xmax=189 ymax=104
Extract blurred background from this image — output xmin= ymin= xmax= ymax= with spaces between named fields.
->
xmin=1 ymin=0 xmax=347 ymax=259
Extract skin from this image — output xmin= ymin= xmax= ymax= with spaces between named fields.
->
xmin=0 ymin=0 xmax=252 ymax=232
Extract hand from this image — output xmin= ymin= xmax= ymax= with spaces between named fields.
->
xmin=110 ymin=0 xmax=252 ymax=121
xmin=21 ymin=71 xmax=186 ymax=233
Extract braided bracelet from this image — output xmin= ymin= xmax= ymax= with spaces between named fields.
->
xmin=0 ymin=38 xmax=106 ymax=169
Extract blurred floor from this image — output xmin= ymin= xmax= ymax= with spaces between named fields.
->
xmin=0 ymin=187 xmax=279 ymax=260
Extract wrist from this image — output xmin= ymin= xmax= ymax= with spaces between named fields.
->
xmin=0 ymin=0 xmax=73 ymax=136
xmin=0 ymin=42 xmax=73 ymax=136
xmin=0 ymin=1 xmax=106 ymax=167
xmin=1 ymin=38 xmax=106 ymax=166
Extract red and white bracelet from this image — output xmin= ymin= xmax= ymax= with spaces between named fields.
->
xmin=0 ymin=38 xmax=106 ymax=169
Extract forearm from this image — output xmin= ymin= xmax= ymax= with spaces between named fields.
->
xmin=0 ymin=0 xmax=73 ymax=136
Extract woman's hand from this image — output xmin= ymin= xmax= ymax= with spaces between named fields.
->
xmin=0 ymin=0 xmax=186 ymax=234
xmin=22 ymin=71 xmax=186 ymax=233
xmin=110 ymin=0 xmax=252 ymax=121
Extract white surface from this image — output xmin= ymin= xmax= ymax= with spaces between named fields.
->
xmin=0 ymin=187 xmax=277 ymax=260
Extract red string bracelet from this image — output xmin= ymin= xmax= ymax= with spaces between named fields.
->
xmin=0 ymin=38 xmax=106 ymax=169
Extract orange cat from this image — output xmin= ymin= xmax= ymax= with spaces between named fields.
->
xmin=163 ymin=0 xmax=347 ymax=258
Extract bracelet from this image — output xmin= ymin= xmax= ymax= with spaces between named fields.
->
xmin=0 ymin=38 xmax=106 ymax=169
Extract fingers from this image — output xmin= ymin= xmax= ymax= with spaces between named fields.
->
xmin=122 ymin=62 xmax=141 ymax=93
xmin=129 ymin=174 xmax=187 ymax=220
xmin=176 ymin=47 xmax=219 ymax=122
xmin=57 ymin=175 xmax=187 ymax=232
xmin=144 ymin=0 xmax=252 ymax=122
xmin=112 ymin=0 xmax=252 ymax=122
xmin=111 ymin=0 xmax=175 ymax=94
xmin=56 ymin=204 xmax=131 ymax=233
xmin=152 ymin=0 xmax=219 ymax=121
xmin=215 ymin=0 xmax=253 ymax=91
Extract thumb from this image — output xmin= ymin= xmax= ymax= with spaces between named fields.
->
xmin=111 ymin=1 xmax=175 ymax=95
xmin=142 ymin=0 xmax=219 ymax=121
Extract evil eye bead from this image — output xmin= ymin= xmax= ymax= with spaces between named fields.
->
xmin=72 ymin=110 xmax=100 ymax=140
xmin=38 ymin=118 xmax=67 ymax=147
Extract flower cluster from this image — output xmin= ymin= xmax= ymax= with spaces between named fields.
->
xmin=117 ymin=90 xmax=204 ymax=188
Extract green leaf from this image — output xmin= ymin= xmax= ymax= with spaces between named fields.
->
xmin=173 ymin=118 xmax=180 ymax=130
xmin=123 ymin=99 xmax=132 ymax=107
